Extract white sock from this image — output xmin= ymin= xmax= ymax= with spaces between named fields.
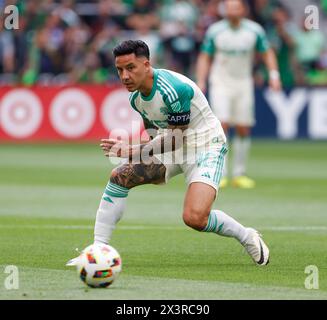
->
xmin=232 ymin=136 xmax=250 ymax=177
xmin=94 ymin=182 xmax=129 ymax=245
xmin=202 ymin=210 xmax=249 ymax=244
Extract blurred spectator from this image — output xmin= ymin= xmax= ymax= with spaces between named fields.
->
xmin=54 ymin=0 xmax=80 ymax=27
xmin=322 ymin=0 xmax=327 ymax=15
xmin=160 ymin=0 xmax=198 ymax=38
xmin=73 ymin=49 xmax=106 ymax=83
xmin=268 ymin=6 xmax=297 ymax=88
xmin=126 ymin=0 xmax=159 ymax=30
xmin=291 ymin=16 xmax=326 ymax=85
xmin=12 ymin=15 xmax=29 ymax=78
xmin=196 ymin=0 xmax=221 ymax=37
xmin=128 ymin=19 xmax=162 ymax=66
xmin=0 ymin=14 xmax=15 ymax=86
xmin=22 ymin=12 xmax=66 ymax=84
xmin=0 ymin=15 xmax=14 ymax=74
xmin=61 ymin=22 xmax=91 ymax=80
xmin=23 ymin=0 xmax=54 ymax=31
xmin=0 ymin=0 xmax=326 ymax=86
xmin=247 ymin=0 xmax=282 ymax=29
xmin=91 ymin=22 xmax=121 ymax=82
xmin=163 ymin=21 xmax=197 ymax=75
xmin=92 ymin=0 xmax=129 ymax=35
xmin=160 ymin=0 xmax=198 ymax=76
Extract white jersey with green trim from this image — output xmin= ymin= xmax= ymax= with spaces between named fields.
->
xmin=201 ymin=18 xmax=270 ymax=84
xmin=129 ymin=68 xmax=226 ymax=148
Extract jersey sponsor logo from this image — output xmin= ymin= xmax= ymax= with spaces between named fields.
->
xmin=220 ymin=48 xmax=250 ymax=55
xmin=170 ymin=100 xmax=183 ymax=113
xmin=167 ymin=112 xmax=190 ymax=125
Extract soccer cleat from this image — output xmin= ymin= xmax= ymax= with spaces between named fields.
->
xmin=219 ymin=177 xmax=228 ymax=188
xmin=232 ymin=176 xmax=255 ymax=189
xmin=242 ymin=228 xmax=270 ymax=265
xmin=66 ymin=256 xmax=80 ymax=266
xmin=66 ymin=248 xmax=82 ymax=266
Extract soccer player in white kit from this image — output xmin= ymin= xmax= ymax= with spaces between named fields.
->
xmin=196 ymin=0 xmax=281 ymax=188
xmin=67 ymin=39 xmax=270 ymax=267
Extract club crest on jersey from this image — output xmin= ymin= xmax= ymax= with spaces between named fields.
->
xmin=170 ymin=101 xmax=183 ymax=113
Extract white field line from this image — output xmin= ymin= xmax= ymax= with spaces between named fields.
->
xmin=0 ymin=265 xmax=326 ymax=300
xmin=0 ymin=224 xmax=326 ymax=231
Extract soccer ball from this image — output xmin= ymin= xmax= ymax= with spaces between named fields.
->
xmin=73 ymin=243 xmax=122 ymax=288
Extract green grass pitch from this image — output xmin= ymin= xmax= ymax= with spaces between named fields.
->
xmin=0 ymin=140 xmax=326 ymax=300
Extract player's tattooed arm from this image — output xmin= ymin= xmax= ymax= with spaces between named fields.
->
xmin=110 ymin=162 xmax=166 ymax=188
xmin=100 ymin=125 xmax=188 ymax=158
xmin=139 ymin=124 xmax=188 ymax=156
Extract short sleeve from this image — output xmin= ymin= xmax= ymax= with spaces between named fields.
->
xmin=165 ymin=83 xmax=194 ymax=126
xmin=201 ymin=27 xmax=216 ymax=57
xmin=256 ymin=27 xmax=270 ymax=53
xmin=157 ymin=71 xmax=194 ymax=126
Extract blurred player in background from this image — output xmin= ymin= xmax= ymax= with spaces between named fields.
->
xmin=196 ymin=0 xmax=281 ymax=189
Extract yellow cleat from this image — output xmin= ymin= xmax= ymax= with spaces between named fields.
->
xmin=219 ymin=177 xmax=228 ymax=188
xmin=232 ymin=176 xmax=255 ymax=189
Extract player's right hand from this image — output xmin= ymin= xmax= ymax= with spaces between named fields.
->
xmin=269 ymin=77 xmax=282 ymax=91
xmin=100 ymin=139 xmax=131 ymax=158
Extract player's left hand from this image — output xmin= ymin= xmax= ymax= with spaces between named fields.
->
xmin=100 ymin=139 xmax=132 ymax=158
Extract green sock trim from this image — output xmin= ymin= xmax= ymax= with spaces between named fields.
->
xmin=203 ymin=214 xmax=212 ymax=232
xmin=104 ymin=189 xmax=128 ymax=198
xmin=203 ymin=212 xmax=216 ymax=232
xmin=102 ymin=196 xmax=114 ymax=203
xmin=203 ymin=211 xmax=224 ymax=234
xmin=107 ymin=182 xmax=129 ymax=192
xmin=105 ymin=182 xmax=129 ymax=198
xmin=217 ymin=222 xmax=224 ymax=233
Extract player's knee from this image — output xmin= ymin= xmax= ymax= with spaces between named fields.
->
xmin=221 ymin=122 xmax=229 ymax=133
xmin=236 ymin=126 xmax=251 ymax=137
xmin=182 ymin=209 xmax=208 ymax=231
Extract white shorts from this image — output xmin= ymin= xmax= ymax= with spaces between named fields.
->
xmin=209 ymin=81 xmax=255 ymax=127
xmin=153 ymin=142 xmax=228 ymax=191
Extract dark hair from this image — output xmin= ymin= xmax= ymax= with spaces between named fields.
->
xmin=113 ymin=40 xmax=150 ymax=60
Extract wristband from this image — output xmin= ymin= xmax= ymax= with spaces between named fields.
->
xmin=269 ymin=70 xmax=280 ymax=80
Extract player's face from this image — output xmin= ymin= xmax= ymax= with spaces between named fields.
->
xmin=115 ymin=53 xmax=150 ymax=92
xmin=225 ymin=0 xmax=245 ymax=20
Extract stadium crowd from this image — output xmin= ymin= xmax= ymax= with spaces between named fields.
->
xmin=0 ymin=0 xmax=326 ymax=87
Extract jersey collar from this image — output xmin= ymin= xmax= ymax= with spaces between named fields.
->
xmin=140 ymin=68 xmax=158 ymax=101
xmin=228 ymin=18 xmax=244 ymax=31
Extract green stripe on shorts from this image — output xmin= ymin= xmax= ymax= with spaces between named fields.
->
xmin=213 ymin=144 xmax=228 ymax=185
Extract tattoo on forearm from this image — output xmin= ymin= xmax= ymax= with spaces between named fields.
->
xmin=140 ymin=125 xmax=187 ymax=156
